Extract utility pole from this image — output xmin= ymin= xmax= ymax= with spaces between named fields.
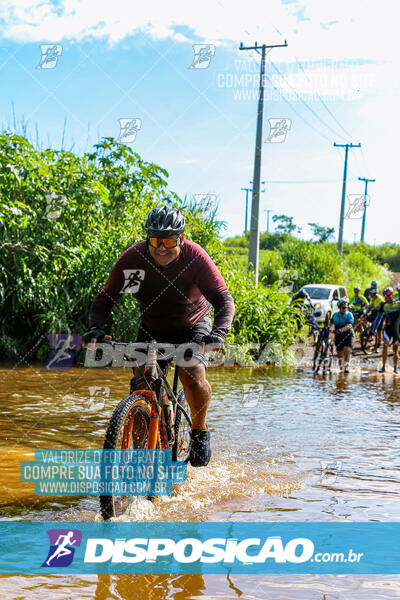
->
xmin=240 ymin=39 xmax=287 ymax=284
xmin=241 ymin=187 xmax=252 ymax=233
xmin=264 ymin=209 xmax=273 ymax=232
xmin=333 ymin=142 xmax=361 ymax=253
xmin=358 ymin=177 xmax=375 ymax=243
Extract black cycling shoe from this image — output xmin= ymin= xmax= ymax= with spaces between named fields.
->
xmin=189 ymin=428 xmax=212 ymax=467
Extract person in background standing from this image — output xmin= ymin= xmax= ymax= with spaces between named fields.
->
xmin=364 ymin=280 xmax=378 ymax=302
xmin=331 ymin=299 xmax=355 ymax=373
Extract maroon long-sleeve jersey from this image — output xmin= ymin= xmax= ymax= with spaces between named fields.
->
xmin=89 ymin=240 xmax=235 ymax=338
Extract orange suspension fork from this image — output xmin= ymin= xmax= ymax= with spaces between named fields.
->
xmin=147 ymin=398 xmax=160 ymax=450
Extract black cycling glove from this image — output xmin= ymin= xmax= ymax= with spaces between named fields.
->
xmin=82 ymin=327 xmax=106 ymax=344
xmin=201 ymin=333 xmax=225 ymax=347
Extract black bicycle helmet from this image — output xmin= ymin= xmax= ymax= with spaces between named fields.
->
xmin=337 ymin=298 xmax=348 ymax=308
xmin=145 ymin=205 xmax=185 ymax=236
xmin=295 ymin=289 xmax=308 ymax=299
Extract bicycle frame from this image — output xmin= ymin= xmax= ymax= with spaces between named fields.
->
xmin=104 ymin=340 xmax=191 ymax=451
xmin=313 ymin=324 xmax=334 ymax=373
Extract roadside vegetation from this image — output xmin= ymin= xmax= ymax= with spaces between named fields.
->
xmin=0 ymin=132 xmax=394 ymax=363
xmin=0 ymin=133 xmax=300 ymax=362
xmin=225 ymin=231 xmax=392 ymax=292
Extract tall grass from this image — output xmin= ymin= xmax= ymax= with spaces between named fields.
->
xmin=225 ymin=234 xmax=392 ymax=292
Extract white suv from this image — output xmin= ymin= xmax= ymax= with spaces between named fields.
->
xmin=300 ymin=284 xmax=349 ymax=323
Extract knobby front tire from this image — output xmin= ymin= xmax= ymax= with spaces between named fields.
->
xmin=361 ymin=328 xmax=378 ymax=355
xmin=172 ymin=389 xmax=192 ymax=462
xmin=313 ymin=338 xmax=323 ymax=372
xmin=100 ymin=394 xmax=151 ymax=521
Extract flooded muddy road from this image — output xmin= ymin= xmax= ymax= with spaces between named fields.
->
xmin=1 ymin=363 xmax=400 ymax=598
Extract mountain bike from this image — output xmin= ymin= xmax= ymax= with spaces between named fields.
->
xmin=350 ymin=307 xmax=368 ymax=337
xmin=307 ymin=317 xmax=320 ymax=344
xmin=295 ymin=302 xmax=320 ymax=344
xmin=360 ymin=314 xmax=380 ymax=355
xmin=99 ymin=341 xmax=192 ymax=520
xmin=312 ymin=313 xmax=334 ymax=373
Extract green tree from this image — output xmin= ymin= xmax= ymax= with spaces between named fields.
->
xmin=308 ymin=222 xmax=335 ymax=243
xmin=0 ymin=133 xmax=226 ymax=360
xmin=272 ymin=214 xmax=300 ymax=235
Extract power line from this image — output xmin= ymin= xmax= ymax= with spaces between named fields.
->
xmin=267 ymin=178 xmax=358 ymax=184
xmin=264 ymin=73 xmax=333 ymax=142
xmin=270 ymin=60 xmax=346 ymax=141
xmin=270 ymin=24 xmax=358 ymax=145
xmin=294 ymin=57 xmax=357 ymax=142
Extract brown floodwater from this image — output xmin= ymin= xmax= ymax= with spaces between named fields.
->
xmin=1 ymin=362 xmax=400 ymax=598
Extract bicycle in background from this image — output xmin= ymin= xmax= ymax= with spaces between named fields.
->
xmin=312 ymin=313 xmax=334 ymax=374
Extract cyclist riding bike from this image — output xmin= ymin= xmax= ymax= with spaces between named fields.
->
xmin=349 ymin=286 xmax=368 ymax=321
xmin=331 ymin=298 xmax=354 ymax=373
xmin=364 ymin=280 xmax=378 ymax=302
xmin=394 ymin=284 xmax=400 ymax=301
xmin=375 ymin=287 xmax=400 ymax=374
xmin=366 ymin=288 xmax=384 ymax=348
xmin=83 ymin=204 xmax=235 ymax=467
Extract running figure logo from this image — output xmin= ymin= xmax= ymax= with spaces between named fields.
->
xmin=265 ymin=118 xmax=291 ymax=143
xmin=319 ymin=461 xmax=342 ymax=485
xmin=121 ymin=269 xmax=145 ymax=294
xmin=277 ymin=269 xmax=298 ymax=293
xmin=189 ymin=44 xmax=216 ymax=69
xmin=45 ymin=192 xmax=67 ymax=219
xmin=242 ymin=383 xmax=263 ymax=408
xmin=43 ymin=334 xmax=82 ymax=371
xmin=42 ymin=529 xmax=82 ymax=567
xmin=345 ymin=194 xmax=370 ymax=219
xmin=193 ymin=194 xmax=217 ymax=211
xmin=36 ymin=45 xmax=63 ymax=69
xmin=117 ymin=119 xmax=142 ymax=143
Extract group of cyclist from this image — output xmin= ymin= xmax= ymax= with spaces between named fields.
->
xmin=293 ymin=280 xmax=400 ymax=374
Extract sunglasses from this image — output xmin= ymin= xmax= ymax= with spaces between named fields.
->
xmin=148 ymin=236 xmax=180 ymax=249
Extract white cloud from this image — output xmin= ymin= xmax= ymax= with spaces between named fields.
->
xmin=0 ymin=0 xmax=396 ymax=66
xmin=1 ymin=1 xmax=397 ymax=100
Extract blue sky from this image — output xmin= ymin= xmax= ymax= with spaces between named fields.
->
xmin=0 ymin=0 xmax=398 ymax=244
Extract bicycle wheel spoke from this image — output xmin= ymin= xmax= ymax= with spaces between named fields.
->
xmin=100 ymin=396 xmax=151 ymax=520
xmin=172 ymin=390 xmax=191 ymax=462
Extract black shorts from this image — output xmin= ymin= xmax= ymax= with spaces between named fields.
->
xmin=136 ymin=315 xmax=212 ymax=368
xmin=383 ymin=320 xmax=400 ymax=345
xmin=367 ymin=312 xmax=383 ymax=330
xmin=334 ymin=329 xmax=355 ymax=350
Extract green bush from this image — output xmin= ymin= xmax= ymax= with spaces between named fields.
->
xmin=2 ymin=131 xmax=392 ymax=366
xmin=259 ymin=250 xmax=284 ymax=285
xmin=225 ymin=269 xmax=298 ymax=351
xmin=356 ymin=242 xmax=400 ymax=272
xmin=0 ymin=133 xmax=226 ymax=360
xmin=341 ymin=248 xmax=391 ymax=291
xmin=224 ymin=235 xmax=392 ymax=293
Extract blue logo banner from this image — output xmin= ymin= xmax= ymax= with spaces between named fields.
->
xmin=0 ymin=522 xmax=399 ymax=574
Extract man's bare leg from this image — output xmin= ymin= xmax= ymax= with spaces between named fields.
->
xmin=178 ymin=363 xmax=211 ymax=430
xmin=343 ymin=346 xmax=351 ymax=370
xmin=393 ymin=343 xmax=399 ymax=371
xmin=381 ymin=344 xmax=388 ymax=370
